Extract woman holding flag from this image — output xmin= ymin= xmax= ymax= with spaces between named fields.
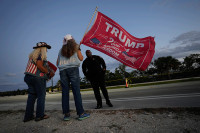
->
xmin=57 ymin=34 xmax=90 ymax=121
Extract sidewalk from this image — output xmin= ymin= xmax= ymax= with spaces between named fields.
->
xmin=0 ymin=108 xmax=199 ymax=133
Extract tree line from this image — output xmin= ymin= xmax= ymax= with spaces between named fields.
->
xmin=0 ymin=53 xmax=200 ymax=96
xmin=80 ymin=53 xmax=200 ymax=88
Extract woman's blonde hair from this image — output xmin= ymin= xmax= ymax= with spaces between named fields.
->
xmin=61 ymin=39 xmax=78 ymax=58
xmin=29 ymin=47 xmax=47 ymax=63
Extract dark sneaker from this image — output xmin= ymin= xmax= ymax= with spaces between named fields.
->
xmin=78 ymin=113 xmax=90 ymax=121
xmin=95 ymin=105 xmax=102 ymax=109
xmin=106 ymin=102 xmax=113 ymax=107
xmin=63 ymin=113 xmax=70 ymax=121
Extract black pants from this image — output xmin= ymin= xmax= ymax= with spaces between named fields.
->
xmin=90 ymin=77 xmax=110 ymax=106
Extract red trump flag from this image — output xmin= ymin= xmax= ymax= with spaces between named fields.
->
xmin=81 ymin=11 xmax=155 ymax=71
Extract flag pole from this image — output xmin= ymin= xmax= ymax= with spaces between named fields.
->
xmin=80 ymin=6 xmax=98 ymax=44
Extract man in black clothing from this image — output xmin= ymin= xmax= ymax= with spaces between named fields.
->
xmin=82 ymin=50 xmax=113 ymax=109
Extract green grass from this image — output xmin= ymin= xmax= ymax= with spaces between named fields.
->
xmin=132 ymin=77 xmax=200 ymax=87
xmin=105 ymin=77 xmax=200 ymax=90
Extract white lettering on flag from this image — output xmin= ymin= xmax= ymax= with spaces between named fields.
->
xmin=81 ymin=11 xmax=155 ymax=71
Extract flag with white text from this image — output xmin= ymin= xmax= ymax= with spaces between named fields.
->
xmin=81 ymin=11 xmax=155 ymax=71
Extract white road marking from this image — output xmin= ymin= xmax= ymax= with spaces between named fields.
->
xmin=82 ymin=93 xmax=200 ymax=103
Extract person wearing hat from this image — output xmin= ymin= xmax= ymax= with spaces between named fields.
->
xmin=23 ymin=42 xmax=54 ymax=122
xmin=57 ymin=34 xmax=90 ymax=121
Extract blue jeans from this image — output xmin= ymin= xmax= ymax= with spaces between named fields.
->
xmin=60 ymin=67 xmax=84 ymax=115
xmin=24 ymin=74 xmax=46 ymax=119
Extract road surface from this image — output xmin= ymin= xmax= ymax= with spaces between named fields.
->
xmin=0 ymin=80 xmax=200 ymax=111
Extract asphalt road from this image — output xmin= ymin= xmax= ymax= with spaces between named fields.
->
xmin=0 ymin=80 xmax=200 ymax=111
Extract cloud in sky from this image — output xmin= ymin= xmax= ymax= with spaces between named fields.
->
xmin=5 ymin=73 xmax=17 ymax=77
xmin=155 ymin=31 xmax=200 ymax=60
xmin=170 ymin=31 xmax=200 ymax=44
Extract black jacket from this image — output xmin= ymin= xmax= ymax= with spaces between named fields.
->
xmin=82 ymin=55 xmax=106 ymax=80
